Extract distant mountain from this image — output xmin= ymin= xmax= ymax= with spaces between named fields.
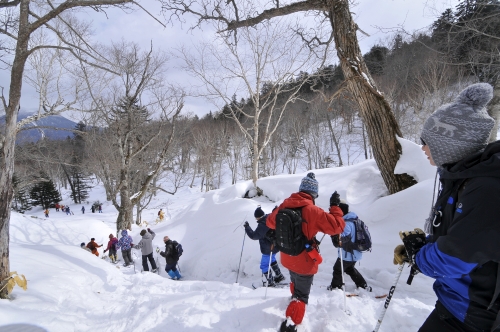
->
xmin=0 ymin=112 xmax=79 ymax=143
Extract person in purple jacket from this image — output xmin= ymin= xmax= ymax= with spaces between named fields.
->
xmin=115 ymin=230 xmax=134 ymax=267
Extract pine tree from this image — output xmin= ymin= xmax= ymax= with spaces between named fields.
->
xmin=70 ymin=167 xmax=91 ymax=203
xmin=12 ymin=175 xmax=32 ymax=213
xmin=29 ymin=178 xmax=62 ymax=209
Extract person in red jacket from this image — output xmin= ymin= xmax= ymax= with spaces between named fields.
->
xmin=266 ymin=172 xmax=345 ymax=332
xmin=103 ymin=234 xmax=119 ymax=263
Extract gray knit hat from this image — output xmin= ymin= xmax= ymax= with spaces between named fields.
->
xmin=420 ymin=83 xmax=494 ymax=167
xmin=299 ymin=172 xmax=319 ymax=198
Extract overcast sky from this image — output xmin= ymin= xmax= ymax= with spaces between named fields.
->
xmin=6 ymin=0 xmax=459 ymax=119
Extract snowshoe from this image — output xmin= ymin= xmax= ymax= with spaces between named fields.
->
xmin=274 ymin=274 xmax=285 ymax=284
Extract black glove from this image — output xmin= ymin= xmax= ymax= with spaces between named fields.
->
xmin=243 ymin=221 xmax=249 ymax=228
xmin=147 ymin=228 xmax=151 ymax=233
xmin=330 ymin=191 xmax=340 ymax=207
xmin=104 ymin=249 xmax=108 ymax=253
xmin=399 ymin=228 xmax=426 ymax=267
xmin=331 ymin=235 xmax=340 ymax=248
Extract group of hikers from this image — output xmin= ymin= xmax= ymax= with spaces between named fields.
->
xmin=80 ymin=228 xmax=182 ymax=278
xmin=77 ymin=83 xmax=499 ymax=332
xmin=241 ymin=83 xmax=500 ymax=332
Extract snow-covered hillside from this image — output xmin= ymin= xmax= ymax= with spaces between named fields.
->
xmin=1 ymin=138 xmax=443 ymax=331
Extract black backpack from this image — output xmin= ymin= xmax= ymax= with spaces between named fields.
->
xmin=274 ymin=208 xmax=308 ymax=256
xmin=338 ymin=218 xmax=372 ymax=253
xmin=172 ymin=241 xmax=183 ymax=259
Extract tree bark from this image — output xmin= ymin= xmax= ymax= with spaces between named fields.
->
xmin=487 ymin=79 xmax=500 ymax=143
xmin=330 ymin=0 xmax=416 ymax=193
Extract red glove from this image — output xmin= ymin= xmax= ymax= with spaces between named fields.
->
xmin=285 ymin=299 xmax=306 ymax=325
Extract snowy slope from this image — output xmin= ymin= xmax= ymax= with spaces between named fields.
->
xmin=1 ymin=139 xmax=440 ymax=332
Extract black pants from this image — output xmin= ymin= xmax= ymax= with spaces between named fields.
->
xmin=289 ymin=270 xmax=314 ymax=304
xmin=331 ymin=258 xmax=367 ymax=288
xmin=419 ymin=302 xmax=479 ymax=332
xmin=142 ymin=252 xmax=157 ymax=271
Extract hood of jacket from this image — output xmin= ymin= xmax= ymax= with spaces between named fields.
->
xmin=343 ymin=212 xmax=358 ymax=221
xmin=141 ymin=232 xmax=152 ymax=240
xmin=441 ymin=140 xmax=500 ymax=180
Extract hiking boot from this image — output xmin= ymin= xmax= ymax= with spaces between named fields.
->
xmin=151 ymin=268 xmax=158 ymax=273
xmin=327 ymin=284 xmax=342 ymax=291
xmin=274 ymin=274 xmax=285 ymax=284
xmin=279 ymin=320 xmax=297 ymax=332
xmin=363 ymin=285 xmax=372 ymax=292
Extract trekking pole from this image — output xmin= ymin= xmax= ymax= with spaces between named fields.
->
xmin=264 ymin=246 xmax=274 ymax=299
xmin=339 ymin=239 xmax=349 ymax=315
xmin=177 ymin=263 xmax=181 ymax=273
xmin=233 ymin=213 xmax=249 ymax=233
xmin=373 ymin=263 xmax=405 ymax=332
xmin=235 ymin=227 xmax=247 ymax=283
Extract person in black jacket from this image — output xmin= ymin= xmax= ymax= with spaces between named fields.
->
xmin=393 ymin=83 xmax=500 ymax=332
xmin=157 ymin=236 xmax=181 ymax=280
xmin=244 ymin=206 xmax=285 ymax=287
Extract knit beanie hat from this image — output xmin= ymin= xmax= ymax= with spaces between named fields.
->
xmin=339 ymin=202 xmax=349 ymax=216
xmin=80 ymin=242 xmax=85 ymax=247
xmin=254 ymin=206 xmax=265 ymax=218
xmin=91 ymin=238 xmax=95 ymax=241
xmin=299 ymin=172 xmax=319 ymax=198
xmin=420 ymin=83 xmax=494 ymax=167
xmin=140 ymin=229 xmax=147 ymax=236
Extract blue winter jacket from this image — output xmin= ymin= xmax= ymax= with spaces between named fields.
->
xmin=337 ymin=212 xmax=362 ymax=262
xmin=244 ymin=215 xmax=279 ymax=255
xmin=116 ymin=230 xmax=133 ymax=251
xmin=415 ymin=141 xmax=500 ymax=331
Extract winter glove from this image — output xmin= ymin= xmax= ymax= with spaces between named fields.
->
xmin=243 ymin=221 xmax=249 ymax=228
xmin=104 ymin=249 xmax=108 ymax=253
xmin=156 ymin=247 xmax=160 ymax=253
xmin=393 ymin=244 xmax=407 ymax=265
xmin=331 ymin=235 xmax=340 ymax=248
xmin=329 ymin=191 xmax=340 ymax=207
xmin=147 ymin=228 xmax=151 ymax=233
xmin=399 ymin=228 xmax=426 ymax=267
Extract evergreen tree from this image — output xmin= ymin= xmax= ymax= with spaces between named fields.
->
xmin=29 ymin=178 xmax=62 ymax=209
xmin=70 ymin=165 xmax=91 ymax=204
xmin=12 ymin=175 xmax=32 ymax=213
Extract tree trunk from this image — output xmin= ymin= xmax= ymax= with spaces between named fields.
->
xmin=330 ymin=0 xmax=416 ymax=194
xmin=116 ymin=172 xmax=132 ymax=233
xmin=487 ymin=79 xmax=500 ymax=143
xmin=0 ymin=0 xmax=31 ymax=299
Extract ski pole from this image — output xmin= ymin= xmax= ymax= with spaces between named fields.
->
xmin=177 ymin=263 xmax=181 ymax=273
xmin=373 ymin=263 xmax=405 ymax=332
xmin=235 ymin=227 xmax=247 ymax=283
xmin=264 ymin=247 xmax=274 ymax=299
xmin=339 ymin=239 xmax=348 ymax=315
xmin=233 ymin=213 xmax=249 ymax=233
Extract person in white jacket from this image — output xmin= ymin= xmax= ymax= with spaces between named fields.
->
xmin=134 ymin=228 xmax=158 ymax=272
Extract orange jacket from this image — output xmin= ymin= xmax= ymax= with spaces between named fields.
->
xmin=266 ymin=192 xmax=345 ymax=275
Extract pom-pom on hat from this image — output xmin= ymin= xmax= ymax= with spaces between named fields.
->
xmin=254 ymin=206 xmax=265 ymax=218
xmin=421 ymin=83 xmax=494 ymax=167
xmin=299 ymin=172 xmax=319 ymax=198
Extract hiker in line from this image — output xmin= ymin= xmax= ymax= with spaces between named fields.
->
xmin=393 ymin=83 xmax=500 ymax=332
xmin=266 ymin=172 xmax=345 ymax=332
xmin=60 ymin=204 xmax=64 ymax=212
xmin=134 ymin=228 xmax=158 ymax=273
xmin=65 ymin=206 xmax=71 ymax=215
xmin=157 ymin=236 xmax=181 ymax=280
xmin=158 ymin=209 xmax=165 ymax=221
xmin=44 ymin=208 xmax=49 ymax=218
xmin=91 ymin=205 xmax=95 ymax=213
xmin=328 ymin=201 xmax=371 ymax=292
xmin=55 ymin=203 xmax=60 ymax=212
xmin=244 ymin=206 xmax=285 ymax=287
xmin=81 ymin=206 xmax=85 ymax=214
xmin=86 ymin=238 xmax=103 ymax=257
xmin=103 ymin=234 xmax=119 ymax=263
xmin=116 ymin=230 xmax=134 ymax=267
xmin=98 ymin=205 xmax=102 ymax=213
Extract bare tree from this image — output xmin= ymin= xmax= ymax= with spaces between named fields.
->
xmin=0 ymin=0 xmax=150 ymax=297
xmin=176 ymin=18 xmax=320 ymax=191
xmin=163 ymin=0 xmax=417 ymax=195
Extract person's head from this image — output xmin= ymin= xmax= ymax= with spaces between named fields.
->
xmin=121 ymin=230 xmax=128 ymax=236
xmin=420 ymin=83 xmax=494 ymax=167
xmin=299 ymin=172 xmax=319 ymax=199
xmin=163 ymin=236 xmax=170 ymax=243
xmin=140 ymin=229 xmax=147 ymax=236
xmin=91 ymin=238 xmax=95 ymax=241
xmin=339 ymin=201 xmax=349 ymax=216
xmin=109 ymin=234 xmax=114 ymax=239
xmin=254 ymin=206 xmax=265 ymax=220
xmin=80 ymin=242 xmax=85 ymax=247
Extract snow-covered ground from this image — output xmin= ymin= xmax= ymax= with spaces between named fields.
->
xmin=0 ymin=138 xmax=449 ymax=331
